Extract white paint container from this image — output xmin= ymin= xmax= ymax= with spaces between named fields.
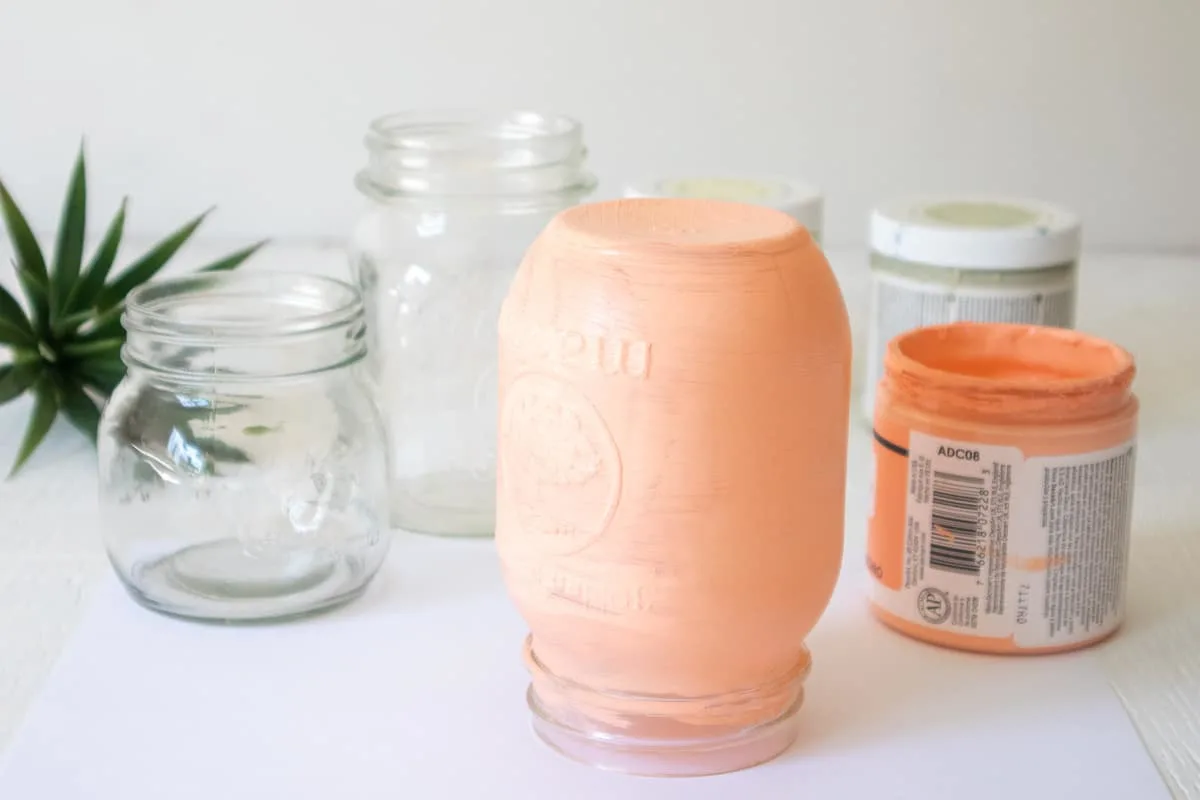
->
xmin=862 ymin=196 xmax=1081 ymax=420
xmin=624 ymin=177 xmax=823 ymax=243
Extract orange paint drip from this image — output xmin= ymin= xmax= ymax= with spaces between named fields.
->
xmin=867 ymin=323 xmax=1138 ymax=655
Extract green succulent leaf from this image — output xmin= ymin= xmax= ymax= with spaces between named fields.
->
xmin=190 ymin=436 xmax=251 ymax=464
xmin=69 ymin=303 xmax=125 ymax=343
xmin=0 ymin=181 xmax=51 ymax=337
xmin=75 ymin=357 xmax=125 ymax=395
xmin=53 ymin=308 xmax=98 ymax=335
xmin=197 ymin=239 xmax=269 ymax=273
xmin=0 ymin=178 xmax=49 ymax=283
xmin=95 ymin=208 xmax=212 ymax=310
xmin=2 ymin=147 xmax=264 ymax=475
xmin=8 ymin=377 xmax=58 ymax=477
xmin=0 ymin=284 xmax=34 ymax=343
xmin=9 ymin=267 xmax=49 ymax=343
xmin=57 ymin=378 xmax=101 ymax=443
xmin=51 ymin=147 xmax=87 ymax=320
xmin=66 ymin=197 xmax=126 ymax=316
xmin=0 ymin=361 xmax=40 ymax=405
xmin=0 ymin=322 xmax=32 ymax=347
xmin=61 ymin=337 xmax=123 ymax=359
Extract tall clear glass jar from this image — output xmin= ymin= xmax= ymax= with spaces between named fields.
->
xmin=351 ymin=110 xmax=596 ymax=536
xmin=98 ymin=272 xmax=391 ymax=622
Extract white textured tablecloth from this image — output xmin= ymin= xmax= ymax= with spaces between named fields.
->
xmin=0 ymin=243 xmax=1197 ymax=797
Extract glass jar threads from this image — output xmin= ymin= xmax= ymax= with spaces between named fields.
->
xmin=863 ymin=196 xmax=1081 ymax=420
xmin=98 ymin=273 xmax=391 ymax=622
xmin=352 ymin=110 xmax=596 ymax=536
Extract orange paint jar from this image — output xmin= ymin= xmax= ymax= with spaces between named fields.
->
xmin=868 ymin=323 xmax=1138 ymax=654
xmin=497 ymin=198 xmax=851 ymax=775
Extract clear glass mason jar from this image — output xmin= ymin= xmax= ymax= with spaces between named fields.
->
xmin=351 ymin=110 xmax=596 ymax=536
xmin=98 ymin=272 xmax=391 ymax=622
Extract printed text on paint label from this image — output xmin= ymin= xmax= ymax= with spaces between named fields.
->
xmin=870 ymin=432 xmax=1136 ymax=648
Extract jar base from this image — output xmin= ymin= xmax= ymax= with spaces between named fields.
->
xmin=527 ymin=687 xmax=803 ymax=777
xmin=118 ymin=539 xmax=385 ymax=623
xmin=869 ymin=601 xmax=1121 ymax=655
xmin=522 ymin=638 xmax=809 ymax=777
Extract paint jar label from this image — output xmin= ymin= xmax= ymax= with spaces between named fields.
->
xmin=862 ymin=273 xmax=1075 ymax=418
xmin=870 ymin=431 xmax=1136 ymax=649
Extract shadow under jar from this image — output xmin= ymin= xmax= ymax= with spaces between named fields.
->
xmin=98 ymin=273 xmax=391 ymax=622
xmin=351 ymin=110 xmax=596 ymax=536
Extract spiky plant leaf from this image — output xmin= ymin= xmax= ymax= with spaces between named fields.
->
xmin=95 ymin=209 xmax=212 ymax=311
xmin=197 ymin=240 xmax=268 ymax=273
xmin=0 ymin=179 xmax=51 ymax=337
xmin=56 ymin=378 xmax=101 ymax=444
xmin=64 ymin=197 xmax=126 ymax=318
xmin=0 ymin=321 xmax=32 ymax=348
xmin=8 ymin=377 xmax=58 ymax=476
xmin=74 ymin=357 xmax=124 ymax=395
xmin=61 ymin=337 xmax=123 ymax=359
xmin=0 ymin=362 xmax=40 ymax=405
xmin=0 ymin=180 xmax=48 ymax=282
xmin=0 ymin=284 xmax=34 ymax=344
xmin=190 ymin=437 xmax=252 ymax=464
xmin=50 ymin=148 xmax=87 ymax=319
xmin=70 ymin=303 xmax=124 ymax=343
xmin=2 ymin=147 xmax=266 ymax=477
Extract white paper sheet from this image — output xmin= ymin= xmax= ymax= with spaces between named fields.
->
xmin=0 ymin=530 xmax=1166 ymax=800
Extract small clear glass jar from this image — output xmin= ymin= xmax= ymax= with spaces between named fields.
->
xmin=351 ymin=110 xmax=596 ymax=536
xmin=98 ymin=272 xmax=391 ymax=622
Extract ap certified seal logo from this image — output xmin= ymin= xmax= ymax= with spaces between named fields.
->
xmin=917 ymin=588 xmax=951 ymax=625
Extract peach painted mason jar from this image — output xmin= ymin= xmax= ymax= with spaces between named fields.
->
xmin=496 ymin=198 xmax=852 ymax=776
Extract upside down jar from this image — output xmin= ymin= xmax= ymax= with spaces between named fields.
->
xmin=496 ymin=198 xmax=852 ymax=775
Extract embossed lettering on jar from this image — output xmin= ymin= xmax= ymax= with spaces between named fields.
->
xmin=496 ymin=198 xmax=852 ymax=776
xmin=351 ymin=111 xmax=596 ymax=536
xmin=98 ymin=273 xmax=391 ymax=622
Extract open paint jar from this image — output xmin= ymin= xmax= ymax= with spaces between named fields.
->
xmin=868 ymin=323 xmax=1137 ymax=654
xmin=862 ymin=196 xmax=1081 ymax=420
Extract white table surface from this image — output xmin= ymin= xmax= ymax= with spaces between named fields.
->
xmin=0 ymin=243 xmax=1198 ymax=797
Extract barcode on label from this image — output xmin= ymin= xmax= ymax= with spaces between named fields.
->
xmin=929 ymin=471 xmax=984 ymax=576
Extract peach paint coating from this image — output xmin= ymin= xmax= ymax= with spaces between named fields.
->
xmin=868 ymin=323 xmax=1138 ymax=655
xmin=496 ymin=198 xmax=851 ymax=769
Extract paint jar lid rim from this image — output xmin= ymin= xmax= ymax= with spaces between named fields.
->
xmin=882 ymin=323 xmax=1135 ymax=424
xmin=625 ymin=176 xmax=823 ymax=231
xmin=870 ymin=195 xmax=1081 ymax=270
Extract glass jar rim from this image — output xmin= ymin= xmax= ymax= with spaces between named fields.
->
xmin=123 ymin=271 xmax=364 ymax=345
xmin=357 ymin=109 xmax=596 ymax=203
xmin=364 ymin=109 xmax=584 ymax=154
xmin=882 ymin=322 xmax=1135 ymax=424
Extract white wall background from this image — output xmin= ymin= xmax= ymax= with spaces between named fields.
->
xmin=0 ymin=0 xmax=1197 ymax=250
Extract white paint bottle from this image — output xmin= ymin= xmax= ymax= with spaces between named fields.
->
xmin=862 ymin=196 xmax=1081 ymax=421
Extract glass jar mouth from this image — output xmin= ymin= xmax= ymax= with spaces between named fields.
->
xmin=365 ymin=110 xmax=583 ymax=156
xmin=358 ymin=109 xmax=596 ymax=202
xmin=124 ymin=272 xmax=364 ymax=345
